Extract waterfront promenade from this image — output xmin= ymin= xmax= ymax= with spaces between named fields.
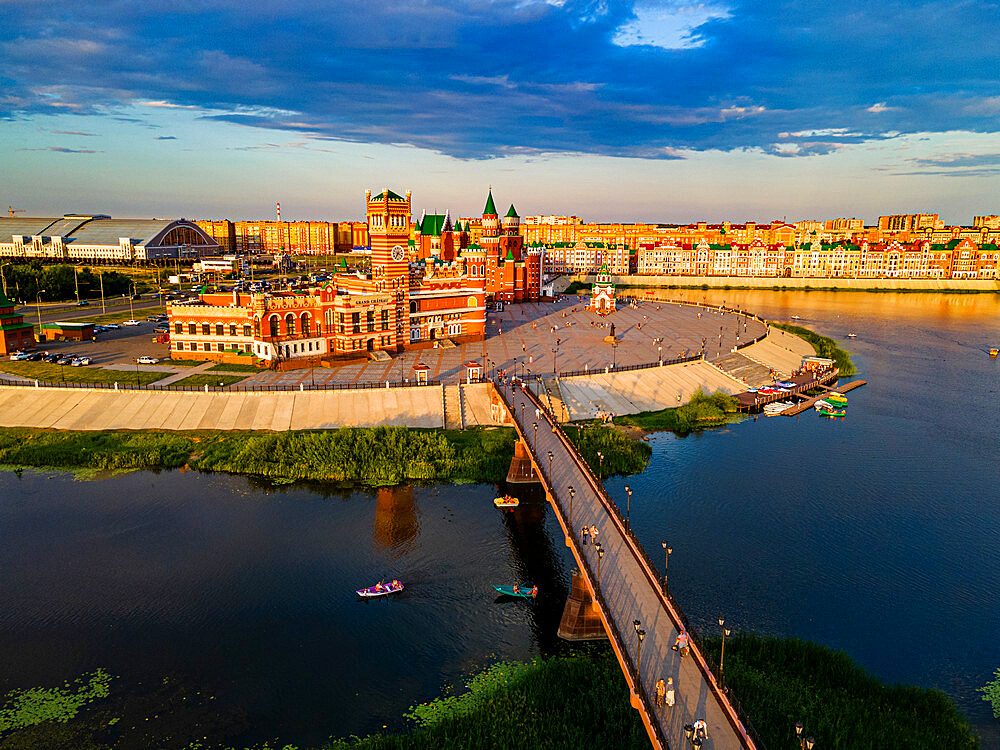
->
xmin=497 ymin=379 xmax=757 ymax=750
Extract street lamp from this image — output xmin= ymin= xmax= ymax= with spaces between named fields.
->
xmin=661 ymin=541 xmax=672 ymax=595
xmin=718 ymin=617 xmax=731 ymax=689
xmin=624 ymin=484 xmax=632 ymax=527
xmin=597 ymin=450 xmax=604 ymax=479
xmin=595 ymin=542 xmax=604 ymax=583
xmin=551 ymin=346 xmax=558 ymax=375
xmin=547 ymin=450 xmax=553 ymax=481
xmin=632 ymin=620 xmax=645 ymax=675
xmin=34 ymin=289 xmax=46 ymax=328
xmin=533 ymin=421 xmax=538 ymax=447
xmin=568 ymin=485 xmax=575 ymax=525
xmin=794 ymin=722 xmax=816 ymax=750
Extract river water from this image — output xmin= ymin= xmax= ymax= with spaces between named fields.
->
xmin=0 ymin=290 xmax=998 ymax=748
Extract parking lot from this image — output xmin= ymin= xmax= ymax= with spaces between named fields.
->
xmin=25 ymin=317 xmax=173 ymax=370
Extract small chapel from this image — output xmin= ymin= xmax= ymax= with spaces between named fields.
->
xmin=589 ymin=262 xmax=616 ymax=315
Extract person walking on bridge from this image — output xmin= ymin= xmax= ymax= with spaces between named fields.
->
xmin=589 ymin=524 xmax=599 ymax=543
xmin=582 ymin=525 xmax=590 ymax=546
xmin=665 ymin=677 xmax=675 ymax=708
xmin=655 ymin=678 xmax=666 ymax=707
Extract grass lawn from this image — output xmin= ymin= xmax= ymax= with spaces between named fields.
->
xmin=169 ymin=373 xmax=248 ymax=388
xmin=0 ymin=361 xmax=164 ymax=385
xmin=206 ymin=362 xmax=260 ymax=372
xmin=164 ymin=359 xmax=204 ymax=367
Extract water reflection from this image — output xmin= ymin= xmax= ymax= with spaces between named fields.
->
xmin=373 ymin=485 xmax=419 ymax=554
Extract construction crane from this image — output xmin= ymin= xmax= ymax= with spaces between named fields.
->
xmin=8 ymin=206 xmax=25 ymax=217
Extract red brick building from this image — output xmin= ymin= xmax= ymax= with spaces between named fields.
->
xmin=0 ymin=288 xmax=35 ymax=355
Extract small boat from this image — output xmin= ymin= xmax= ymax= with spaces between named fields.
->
xmin=791 ymin=315 xmax=801 ymax=320
xmin=494 ymin=495 xmax=519 ymax=508
xmin=825 ymin=392 xmax=848 ymax=406
xmin=847 ymin=333 xmax=857 ymax=339
xmin=817 ymin=405 xmax=846 ymax=418
xmin=990 ymin=348 xmax=999 ymax=358
xmin=494 ymin=583 xmax=538 ymax=599
xmin=357 ymin=580 xmax=404 ymax=598
xmin=763 ymin=401 xmax=793 ymax=416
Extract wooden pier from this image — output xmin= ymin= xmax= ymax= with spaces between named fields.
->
xmin=779 ymin=379 xmax=867 ymax=416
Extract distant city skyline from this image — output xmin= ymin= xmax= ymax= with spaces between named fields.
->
xmin=3 ymin=1 xmax=999 ymax=223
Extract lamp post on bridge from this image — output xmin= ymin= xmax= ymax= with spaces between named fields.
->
xmin=595 ymin=542 xmax=604 ymax=583
xmin=596 ymin=450 xmax=604 ymax=480
xmin=718 ymin=617 xmax=731 ymax=689
xmin=632 ymin=619 xmax=645 ymax=677
xmin=624 ymin=484 xmax=632 ymax=528
xmin=794 ymin=722 xmax=816 ymax=750
xmin=547 ymin=450 xmax=553 ymax=482
xmin=568 ymin=485 xmax=574 ymax=525
xmin=661 ymin=541 xmax=672 ymax=595
xmin=533 ymin=421 xmax=537 ymax=448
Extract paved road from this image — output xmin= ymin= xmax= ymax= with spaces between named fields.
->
xmin=498 ymin=380 xmax=758 ymax=750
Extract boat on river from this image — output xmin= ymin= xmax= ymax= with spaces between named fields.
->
xmin=357 ymin=580 xmax=404 ymax=598
xmin=991 ymin=347 xmax=999 ymax=357
xmin=847 ymin=332 xmax=857 ymax=338
xmin=494 ymin=583 xmax=537 ymax=599
xmin=825 ymin=392 xmax=848 ymax=406
xmin=763 ymin=401 xmax=794 ymax=416
xmin=494 ymin=495 xmax=519 ymax=508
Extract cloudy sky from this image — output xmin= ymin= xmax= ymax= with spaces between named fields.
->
xmin=2 ymin=0 xmax=999 ymax=223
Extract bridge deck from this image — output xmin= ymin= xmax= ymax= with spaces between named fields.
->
xmin=498 ymin=380 xmax=758 ymax=750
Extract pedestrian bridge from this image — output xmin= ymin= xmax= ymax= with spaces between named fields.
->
xmin=494 ymin=379 xmax=761 ymax=750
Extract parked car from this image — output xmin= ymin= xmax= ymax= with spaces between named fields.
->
xmin=55 ymin=355 xmax=75 ymax=365
xmin=25 ymin=352 xmax=43 ymax=361
xmin=43 ymin=353 xmax=60 ymax=363
xmin=70 ymin=356 xmax=92 ymax=366
xmin=105 ymin=323 xmax=121 ymax=330
xmin=154 ymin=325 xmax=168 ymax=333
xmin=123 ymin=319 xmax=141 ymax=326
xmin=77 ymin=300 xmax=90 ymax=306
xmin=136 ymin=355 xmax=159 ymax=365
xmin=8 ymin=351 xmax=27 ymax=360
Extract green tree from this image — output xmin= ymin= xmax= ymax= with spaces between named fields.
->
xmin=981 ymin=667 xmax=1000 ymax=718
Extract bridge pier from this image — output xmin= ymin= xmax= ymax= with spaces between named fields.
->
xmin=506 ymin=439 xmax=541 ymax=483
xmin=557 ymin=569 xmax=608 ymax=641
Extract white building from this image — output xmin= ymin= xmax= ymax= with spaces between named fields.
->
xmin=0 ymin=215 xmax=219 ymax=263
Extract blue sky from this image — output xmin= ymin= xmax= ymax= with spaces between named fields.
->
xmin=2 ymin=0 xmax=999 ymax=223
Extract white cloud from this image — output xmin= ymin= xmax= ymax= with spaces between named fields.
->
xmin=613 ymin=2 xmax=730 ymax=50
xmin=867 ymin=102 xmax=895 ymax=113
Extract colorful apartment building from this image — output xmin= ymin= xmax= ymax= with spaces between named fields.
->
xmin=168 ymin=189 xmax=488 ymax=365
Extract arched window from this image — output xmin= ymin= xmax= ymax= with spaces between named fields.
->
xmin=254 ymin=316 xmax=261 ymax=337
xmin=324 ymin=309 xmax=335 ymax=332
xmin=285 ymin=313 xmax=296 ymax=335
xmin=269 ymin=315 xmax=279 ymax=338
xmin=468 ymin=296 xmax=477 ymax=308
xmin=301 ymin=312 xmax=311 ymax=337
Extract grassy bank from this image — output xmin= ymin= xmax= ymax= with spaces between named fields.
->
xmin=0 ymin=426 xmax=518 ymax=485
xmin=614 ymin=389 xmax=740 ymax=433
xmin=702 ymin=633 xmax=977 ymax=749
xmin=769 ymin=322 xmax=857 ymax=376
xmin=0 ymin=361 xmax=165 ymax=386
xmin=564 ymin=424 xmax=652 ymax=475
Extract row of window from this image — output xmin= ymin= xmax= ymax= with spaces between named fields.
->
xmin=174 ymin=341 xmax=253 ymax=353
xmin=177 ymin=322 xmax=252 ymax=337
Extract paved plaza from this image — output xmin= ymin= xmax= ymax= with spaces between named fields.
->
xmin=242 ymin=296 xmax=768 ymax=388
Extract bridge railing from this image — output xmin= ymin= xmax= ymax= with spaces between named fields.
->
xmin=501 ymin=379 xmax=764 ymax=749
xmin=509 ymin=396 xmax=667 ymax=750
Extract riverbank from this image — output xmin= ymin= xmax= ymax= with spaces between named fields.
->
xmin=0 ymin=426 xmax=518 ymax=485
xmin=768 ymin=322 xmax=856 ymax=376
xmin=568 ymin=274 xmax=1000 ymax=293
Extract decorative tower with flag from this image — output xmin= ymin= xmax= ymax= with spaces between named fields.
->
xmin=481 ymin=188 xmax=500 ymax=257
xmin=589 ymin=262 xmax=616 ymax=315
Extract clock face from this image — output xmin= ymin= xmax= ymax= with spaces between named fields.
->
xmin=391 ymin=245 xmax=405 ymax=262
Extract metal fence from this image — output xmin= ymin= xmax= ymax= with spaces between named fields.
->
xmin=0 ymin=377 xmax=442 ymax=393
xmin=558 ymin=353 xmax=703 ymax=379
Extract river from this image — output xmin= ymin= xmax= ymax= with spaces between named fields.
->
xmin=0 ymin=290 xmax=998 ymax=748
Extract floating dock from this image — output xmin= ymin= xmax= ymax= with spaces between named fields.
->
xmin=780 ymin=379 xmax=867 ymax=416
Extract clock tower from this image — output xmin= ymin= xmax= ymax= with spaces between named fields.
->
xmin=366 ymin=188 xmax=412 ymax=352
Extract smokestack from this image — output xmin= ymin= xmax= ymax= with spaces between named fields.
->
xmin=276 ymin=202 xmax=281 ymax=222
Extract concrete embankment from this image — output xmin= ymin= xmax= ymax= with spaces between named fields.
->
xmin=572 ymin=274 xmax=999 ymax=292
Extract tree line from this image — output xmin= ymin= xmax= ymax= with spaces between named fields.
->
xmin=0 ymin=261 xmax=136 ymax=302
